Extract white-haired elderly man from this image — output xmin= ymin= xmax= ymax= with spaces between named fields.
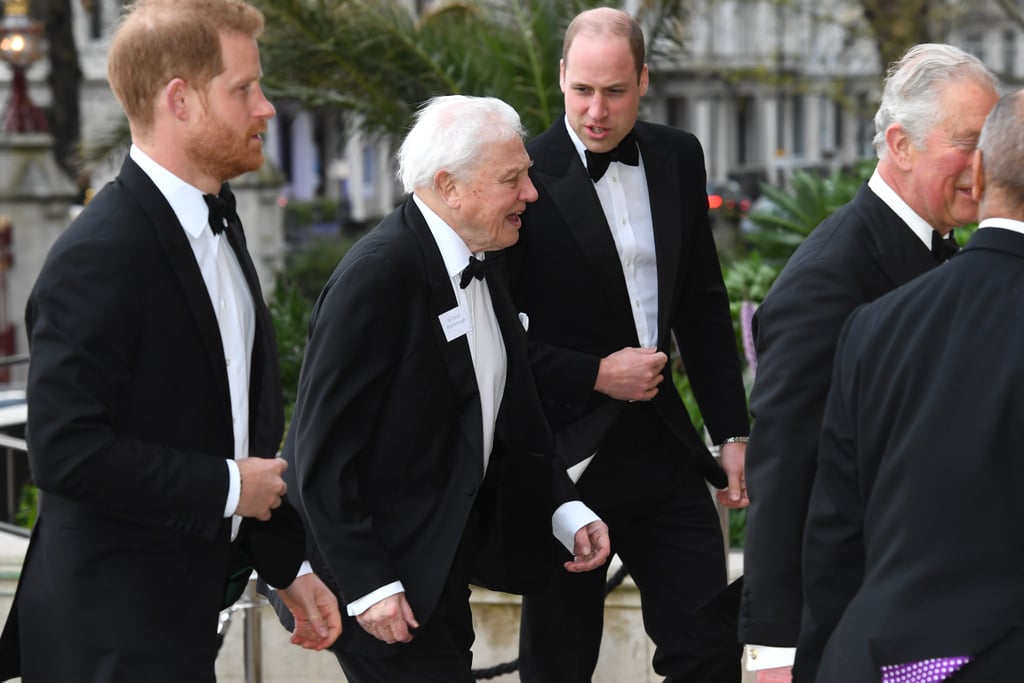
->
xmin=268 ymin=95 xmax=610 ymax=683
xmin=740 ymin=43 xmax=998 ymax=681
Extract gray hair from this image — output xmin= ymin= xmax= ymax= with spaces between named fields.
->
xmin=873 ymin=43 xmax=998 ymax=159
xmin=397 ymin=95 xmax=527 ymax=193
xmin=977 ymin=90 xmax=1024 ymax=201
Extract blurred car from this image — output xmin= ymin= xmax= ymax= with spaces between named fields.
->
xmin=707 ymin=180 xmax=751 ymax=227
xmin=739 ymin=195 xmax=779 ymax=236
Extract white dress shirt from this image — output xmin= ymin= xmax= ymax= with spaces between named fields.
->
xmin=565 ymin=117 xmax=658 ymax=349
xmin=978 ymin=217 xmax=1024 ymax=234
xmin=129 ymin=145 xmax=254 ymax=539
xmin=563 ymin=118 xmax=659 ymax=481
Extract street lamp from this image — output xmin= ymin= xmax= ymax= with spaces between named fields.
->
xmin=0 ymin=0 xmax=47 ymax=133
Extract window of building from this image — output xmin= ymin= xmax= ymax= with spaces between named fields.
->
xmin=737 ymin=95 xmax=752 ymax=166
xmin=1003 ymin=29 xmax=1017 ymax=78
xmin=965 ymin=31 xmax=985 ymax=64
xmin=88 ymin=0 xmax=103 ymax=41
xmin=667 ymin=96 xmax=689 ymax=130
xmin=791 ymin=94 xmax=805 ymax=158
xmin=834 ymin=100 xmax=844 ymax=155
xmin=856 ymin=92 xmax=874 ymax=158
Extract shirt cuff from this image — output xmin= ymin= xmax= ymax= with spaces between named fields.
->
xmin=552 ymin=500 xmax=601 ymax=554
xmin=347 ymin=581 xmax=405 ymax=617
xmin=224 ymin=459 xmax=241 ymax=517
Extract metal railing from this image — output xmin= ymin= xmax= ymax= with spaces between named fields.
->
xmin=218 ymin=578 xmax=266 ymax=683
xmin=0 ymin=432 xmax=28 ymax=529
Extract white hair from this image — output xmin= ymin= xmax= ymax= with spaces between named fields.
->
xmin=873 ymin=43 xmax=998 ymax=159
xmin=397 ymin=95 xmax=526 ymax=193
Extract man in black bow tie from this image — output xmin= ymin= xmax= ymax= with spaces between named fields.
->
xmin=800 ymin=89 xmax=1024 ymax=683
xmin=270 ymin=94 xmax=609 ymax=683
xmin=0 ymin=1 xmax=342 ymax=681
xmin=511 ymin=7 xmax=751 ymax=682
xmin=740 ymin=43 xmax=998 ymax=681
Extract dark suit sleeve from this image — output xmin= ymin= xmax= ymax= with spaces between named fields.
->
xmin=524 ymin=339 xmax=603 ymax=414
xmin=288 ymin=249 xmax=408 ymax=602
xmin=740 ymin=225 xmax=876 ymax=644
xmin=26 ymin=233 xmax=228 ymax=539
xmin=795 ymin=313 xmax=866 ymax=681
xmin=668 ymin=138 xmax=750 ymax=443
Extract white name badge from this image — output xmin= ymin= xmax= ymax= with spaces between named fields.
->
xmin=439 ymin=305 xmax=472 ymax=342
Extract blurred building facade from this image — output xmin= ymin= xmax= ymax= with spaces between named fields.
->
xmin=2 ymin=0 xmax=1023 ymax=227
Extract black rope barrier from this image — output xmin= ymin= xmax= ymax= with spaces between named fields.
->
xmin=471 ymin=564 xmax=630 ymax=680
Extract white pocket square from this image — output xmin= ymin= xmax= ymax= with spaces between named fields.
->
xmin=518 ymin=312 xmax=529 ymax=331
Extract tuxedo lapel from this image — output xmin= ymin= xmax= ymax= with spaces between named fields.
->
xmin=404 ymin=201 xmax=484 ymax=461
xmin=220 ymin=189 xmax=284 ymax=456
xmin=533 ymin=125 xmax=635 ymax=322
xmin=118 ymin=158 xmax=231 ymax=405
xmin=858 ymin=186 xmax=936 ymax=286
xmin=486 ymin=263 xmax=550 ymax=446
xmin=635 ymin=123 xmax=682 ymax=342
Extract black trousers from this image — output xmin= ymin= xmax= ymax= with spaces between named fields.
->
xmin=519 ymin=404 xmax=741 ymax=683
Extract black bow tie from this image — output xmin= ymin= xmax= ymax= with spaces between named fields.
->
xmin=459 ymin=253 xmax=503 ymax=289
xmin=203 ymin=183 xmax=239 ymax=236
xmin=585 ymin=132 xmax=640 ymax=182
xmin=931 ymin=230 xmax=959 ymax=263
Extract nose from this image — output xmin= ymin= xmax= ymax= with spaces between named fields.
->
xmin=254 ymin=85 xmax=276 ymax=120
xmin=588 ymin=93 xmax=606 ymax=120
xmin=522 ymin=177 xmax=539 ymax=203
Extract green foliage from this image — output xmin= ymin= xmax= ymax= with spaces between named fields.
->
xmin=270 ymin=232 xmax=365 ymax=425
xmin=270 ymin=283 xmax=313 ymax=427
xmin=15 ymin=483 xmax=38 ymax=529
xmin=728 ymin=507 xmax=747 ymax=549
xmin=277 ymin=233 xmax=363 ymax=303
xmin=284 ymin=198 xmax=341 ymax=232
xmin=744 ymin=159 xmax=874 ymax=263
xmin=723 ymin=252 xmax=779 ymax=366
xmin=954 ymin=222 xmax=979 ymax=245
xmin=671 ymin=365 xmax=703 ymax=436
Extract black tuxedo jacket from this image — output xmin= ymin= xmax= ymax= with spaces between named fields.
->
xmin=0 ymin=157 xmax=298 ymax=682
xmin=740 ymin=183 xmax=938 ymax=645
xmin=274 ymin=199 xmax=578 ymax=657
xmin=511 ymin=118 xmax=749 ymax=487
xmin=798 ymin=226 xmax=1024 ymax=681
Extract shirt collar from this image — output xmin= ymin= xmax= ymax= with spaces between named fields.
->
xmin=411 ymin=194 xmax=475 ymax=281
xmin=978 ymin=217 xmax=1024 ymax=235
xmin=868 ymin=168 xmax=934 ymax=250
xmin=564 ymin=116 xmax=591 ymax=170
xmin=129 ymin=144 xmax=213 ymax=240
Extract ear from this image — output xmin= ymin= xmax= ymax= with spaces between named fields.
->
xmin=434 ymin=170 xmax=460 ymax=209
xmin=164 ymin=78 xmax=191 ymax=122
xmin=638 ymin=63 xmax=649 ymax=96
xmin=559 ymin=59 xmax=567 ymax=94
xmin=971 ymin=149 xmax=985 ymax=203
xmin=885 ymin=124 xmax=914 ymax=172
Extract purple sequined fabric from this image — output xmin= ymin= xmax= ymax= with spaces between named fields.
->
xmin=880 ymin=656 xmax=972 ymax=682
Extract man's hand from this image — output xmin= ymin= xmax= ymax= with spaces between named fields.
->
xmin=715 ymin=441 xmax=750 ymax=509
xmin=564 ymin=520 xmax=611 ymax=573
xmin=356 ymin=593 xmax=419 ymax=644
xmin=236 ymin=458 xmax=288 ymax=520
xmin=594 ymin=347 xmax=668 ymax=401
xmin=277 ymin=573 xmax=343 ymax=651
